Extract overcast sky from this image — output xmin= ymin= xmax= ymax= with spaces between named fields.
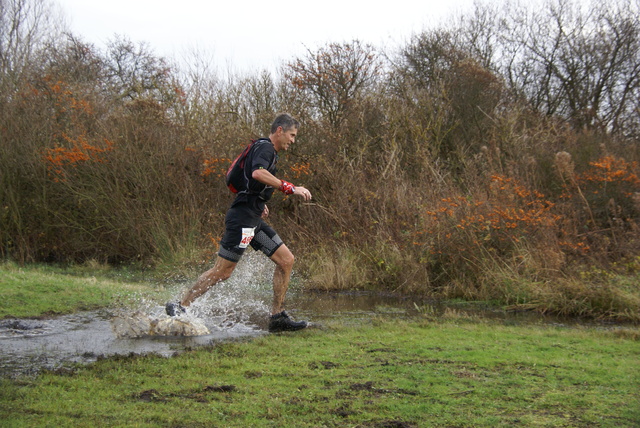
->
xmin=55 ymin=0 xmax=483 ymax=73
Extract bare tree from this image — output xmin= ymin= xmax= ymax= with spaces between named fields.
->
xmin=497 ymin=0 xmax=640 ymax=135
xmin=0 ymin=0 xmax=63 ymax=91
xmin=103 ymin=35 xmax=174 ymax=102
xmin=392 ymin=27 xmax=505 ymax=168
xmin=284 ymin=40 xmax=381 ymax=128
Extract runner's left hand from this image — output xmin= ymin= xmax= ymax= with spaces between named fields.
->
xmin=294 ymin=186 xmax=312 ymax=201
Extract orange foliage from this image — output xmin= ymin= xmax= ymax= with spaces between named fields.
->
xmin=423 ymin=175 xmax=561 ymax=250
xmin=37 ymin=77 xmax=95 ymax=116
xmin=201 ymin=157 xmax=231 ymax=178
xmin=36 ymin=76 xmax=111 ymax=182
xmin=577 ymin=156 xmax=640 ymax=195
xmin=43 ymin=134 xmax=114 ymax=181
xmin=288 ymin=162 xmax=312 ymax=179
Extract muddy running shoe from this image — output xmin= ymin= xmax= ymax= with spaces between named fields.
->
xmin=268 ymin=311 xmax=307 ymax=332
xmin=165 ymin=302 xmax=186 ymax=317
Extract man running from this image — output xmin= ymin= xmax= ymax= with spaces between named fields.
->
xmin=166 ymin=113 xmax=311 ymax=332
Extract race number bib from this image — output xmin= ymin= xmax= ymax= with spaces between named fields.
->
xmin=239 ymin=227 xmax=255 ymax=248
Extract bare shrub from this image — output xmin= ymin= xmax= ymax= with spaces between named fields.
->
xmin=1 ymin=0 xmax=639 ymax=321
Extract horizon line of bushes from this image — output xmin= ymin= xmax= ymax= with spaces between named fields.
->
xmin=1 ymin=0 xmax=639 ymax=319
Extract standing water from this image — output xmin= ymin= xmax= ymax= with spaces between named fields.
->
xmin=0 ymin=253 xmax=275 ymax=377
xmin=0 ymin=253 xmax=600 ymax=378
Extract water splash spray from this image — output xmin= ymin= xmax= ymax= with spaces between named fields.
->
xmin=111 ymin=251 xmax=284 ymax=337
xmin=188 ymin=251 xmax=274 ymax=329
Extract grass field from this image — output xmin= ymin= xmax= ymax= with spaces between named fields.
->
xmin=1 ymin=263 xmax=638 ymax=427
xmin=1 ymin=318 xmax=639 ymax=427
xmin=0 ymin=262 xmax=170 ymax=318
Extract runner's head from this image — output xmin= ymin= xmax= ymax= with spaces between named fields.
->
xmin=271 ymin=113 xmax=299 ymax=134
xmin=270 ymin=114 xmax=299 ymax=152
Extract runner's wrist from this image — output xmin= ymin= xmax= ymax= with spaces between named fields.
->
xmin=279 ymin=180 xmax=295 ymax=195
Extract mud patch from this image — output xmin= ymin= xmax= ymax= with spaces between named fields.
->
xmin=137 ymin=389 xmax=166 ymax=402
xmin=372 ymin=421 xmax=416 ymax=428
xmin=204 ymin=384 xmax=236 ymax=393
xmin=350 ymin=381 xmax=376 ymax=391
xmin=135 ymin=384 xmax=237 ymax=404
xmin=309 ymin=360 xmax=339 ymax=369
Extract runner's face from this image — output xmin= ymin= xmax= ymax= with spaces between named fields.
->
xmin=275 ymin=126 xmax=297 ymax=151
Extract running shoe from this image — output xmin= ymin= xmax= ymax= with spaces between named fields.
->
xmin=268 ymin=311 xmax=307 ymax=332
xmin=165 ymin=302 xmax=186 ymax=317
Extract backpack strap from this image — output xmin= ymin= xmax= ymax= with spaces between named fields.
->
xmin=240 ymin=138 xmax=275 ymax=194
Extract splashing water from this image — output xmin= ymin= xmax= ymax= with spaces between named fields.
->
xmin=113 ymin=251 xmax=276 ymax=337
xmin=189 ymin=251 xmax=274 ymax=328
xmin=0 ymin=252 xmax=282 ymax=377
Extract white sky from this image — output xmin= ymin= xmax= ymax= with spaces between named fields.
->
xmin=55 ymin=0 xmax=481 ymax=74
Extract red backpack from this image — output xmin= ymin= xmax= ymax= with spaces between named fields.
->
xmin=225 ymin=138 xmax=270 ymax=193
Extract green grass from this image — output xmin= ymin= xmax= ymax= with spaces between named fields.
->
xmin=1 ymin=263 xmax=638 ymax=427
xmin=0 ymin=262 xmax=170 ymax=318
xmin=1 ymin=318 xmax=639 ymax=427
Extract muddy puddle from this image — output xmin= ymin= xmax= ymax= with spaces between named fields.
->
xmin=0 ymin=310 xmax=264 ymax=377
xmin=0 ymin=255 xmax=613 ymax=378
xmin=0 ymin=290 xmax=583 ymax=378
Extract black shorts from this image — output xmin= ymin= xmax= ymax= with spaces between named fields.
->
xmin=218 ymin=203 xmax=284 ymax=263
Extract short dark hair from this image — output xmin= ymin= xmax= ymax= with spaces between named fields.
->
xmin=271 ymin=113 xmax=300 ymax=134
